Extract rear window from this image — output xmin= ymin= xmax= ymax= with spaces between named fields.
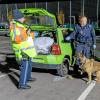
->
xmin=25 ymin=15 xmax=54 ymax=27
xmin=35 ymin=30 xmax=57 ymax=43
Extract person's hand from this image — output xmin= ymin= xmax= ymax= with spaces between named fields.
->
xmin=27 ymin=28 xmax=31 ymax=34
xmin=93 ymin=45 xmax=96 ymax=49
xmin=34 ymin=31 xmax=39 ymax=37
xmin=65 ymin=36 xmax=71 ymax=40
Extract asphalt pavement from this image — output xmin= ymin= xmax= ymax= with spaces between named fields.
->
xmin=0 ymin=36 xmax=99 ymax=100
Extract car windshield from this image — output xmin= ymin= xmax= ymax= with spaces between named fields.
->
xmin=25 ymin=14 xmax=54 ymax=27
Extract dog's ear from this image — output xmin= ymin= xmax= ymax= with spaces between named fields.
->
xmin=78 ymin=52 xmax=84 ymax=58
xmin=81 ymin=52 xmax=83 ymax=56
xmin=76 ymin=53 xmax=79 ymax=58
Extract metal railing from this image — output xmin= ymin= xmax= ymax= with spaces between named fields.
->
xmin=0 ymin=0 xmax=99 ymax=28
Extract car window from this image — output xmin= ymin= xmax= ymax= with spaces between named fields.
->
xmin=0 ymin=25 xmax=5 ymax=29
xmin=0 ymin=23 xmax=9 ymax=29
xmin=35 ymin=30 xmax=57 ymax=43
xmin=25 ymin=15 xmax=54 ymax=26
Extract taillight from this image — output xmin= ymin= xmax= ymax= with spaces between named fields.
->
xmin=51 ymin=44 xmax=61 ymax=55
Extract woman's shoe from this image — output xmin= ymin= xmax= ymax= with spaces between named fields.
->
xmin=18 ymin=84 xmax=31 ymax=89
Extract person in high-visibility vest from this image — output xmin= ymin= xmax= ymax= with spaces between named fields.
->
xmin=10 ymin=9 xmax=37 ymax=89
xmin=57 ymin=10 xmax=65 ymax=27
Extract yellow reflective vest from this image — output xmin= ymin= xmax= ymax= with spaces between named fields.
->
xmin=10 ymin=20 xmax=37 ymax=61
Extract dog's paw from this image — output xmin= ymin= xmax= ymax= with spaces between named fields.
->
xmin=94 ymin=78 xmax=97 ymax=81
xmin=80 ymin=71 xmax=83 ymax=75
xmin=66 ymin=75 xmax=74 ymax=80
xmin=86 ymin=81 xmax=91 ymax=84
xmin=95 ymin=79 xmax=100 ymax=83
xmin=78 ymin=69 xmax=84 ymax=75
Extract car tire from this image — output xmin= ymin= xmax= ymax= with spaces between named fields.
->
xmin=57 ymin=58 xmax=69 ymax=77
xmin=5 ymin=33 xmax=10 ymax=37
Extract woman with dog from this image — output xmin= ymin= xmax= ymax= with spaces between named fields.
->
xmin=66 ymin=16 xmax=96 ymax=74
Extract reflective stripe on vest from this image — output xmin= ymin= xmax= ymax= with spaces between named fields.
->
xmin=10 ymin=21 xmax=35 ymax=44
xmin=15 ymin=45 xmax=34 ymax=52
xmin=10 ymin=23 xmax=28 ymax=44
xmin=21 ymin=45 xmax=34 ymax=51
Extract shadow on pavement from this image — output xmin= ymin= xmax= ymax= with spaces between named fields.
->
xmin=0 ymin=54 xmax=19 ymax=88
xmin=0 ymin=62 xmax=19 ymax=88
xmin=32 ymin=68 xmax=57 ymax=75
xmin=6 ymin=55 xmax=19 ymax=70
xmin=8 ymin=74 xmax=19 ymax=88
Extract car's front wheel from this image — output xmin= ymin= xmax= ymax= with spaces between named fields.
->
xmin=57 ymin=58 xmax=70 ymax=77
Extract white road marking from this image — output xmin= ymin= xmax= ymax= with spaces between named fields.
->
xmin=77 ymin=81 xmax=96 ymax=100
xmin=53 ymin=76 xmax=66 ymax=82
xmin=0 ymin=72 xmax=14 ymax=78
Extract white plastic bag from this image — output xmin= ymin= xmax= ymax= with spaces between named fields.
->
xmin=27 ymin=36 xmax=34 ymax=46
xmin=34 ymin=37 xmax=54 ymax=54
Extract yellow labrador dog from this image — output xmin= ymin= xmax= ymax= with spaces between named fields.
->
xmin=78 ymin=53 xmax=100 ymax=84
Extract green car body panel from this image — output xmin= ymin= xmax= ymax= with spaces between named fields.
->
xmin=20 ymin=8 xmax=74 ymax=69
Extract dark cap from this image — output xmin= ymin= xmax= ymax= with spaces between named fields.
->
xmin=13 ymin=9 xmax=24 ymax=20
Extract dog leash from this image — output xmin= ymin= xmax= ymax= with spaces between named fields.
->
xmin=93 ymin=48 xmax=95 ymax=59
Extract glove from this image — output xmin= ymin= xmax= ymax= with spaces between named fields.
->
xmin=93 ymin=45 xmax=96 ymax=49
xmin=34 ymin=31 xmax=39 ymax=37
xmin=65 ymin=36 xmax=71 ymax=40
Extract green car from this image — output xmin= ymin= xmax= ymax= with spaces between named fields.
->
xmin=20 ymin=8 xmax=74 ymax=76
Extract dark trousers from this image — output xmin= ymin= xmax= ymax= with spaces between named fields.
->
xmin=19 ymin=58 xmax=32 ymax=86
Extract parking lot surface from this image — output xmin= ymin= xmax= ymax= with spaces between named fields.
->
xmin=0 ymin=36 xmax=99 ymax=100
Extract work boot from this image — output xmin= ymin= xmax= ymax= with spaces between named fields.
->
xmin=18 ymin=84 xmax=31 ymax=89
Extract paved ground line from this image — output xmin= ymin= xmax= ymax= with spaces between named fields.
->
xmin=0 ymin=72 xmax=14 ymax=78
xmin=53 ymin=76 xmax=66 ymax=82
xmin=77 ymin=81 xmax=96 ymax=100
